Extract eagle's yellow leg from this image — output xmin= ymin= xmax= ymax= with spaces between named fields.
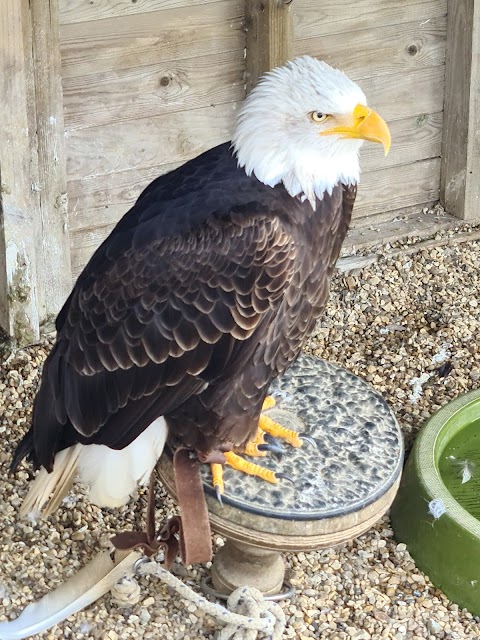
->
xmin=258 ymin=414 xmax=302 ymax=448
xmin=224 ymin=452 xmax=279 ymax=484
xmin=258 ymin=396 xmax=302 ymax=448
xmin=210 ymin=395 xmax=304 ymax=500
xmin=209 ymin=450 xmax=279 ymax=500
xmin=261 ymin=396 xmax=276 ymax=411
xmin=211 ymin=463 xmax=225 ymax=496
xmin=242 ymin=396 xmax=302 ymax=455
xmin=244 ymin=427 xmax=268 ymax=457
xmin=242 ymin=396 xmax=280 ymax=456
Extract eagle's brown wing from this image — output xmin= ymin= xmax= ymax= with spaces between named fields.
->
xmin=13 ymin=143 xmax=355 ymax=473
xmin=21 ymin=207 xmax=297 ymax=471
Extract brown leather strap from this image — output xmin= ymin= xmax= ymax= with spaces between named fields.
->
xmin=110 ymin=473 xmax=162 ymax=558
xmin=111 ymin=449 xmax=212 ymax=568
xmin=173 ymin=448 xmax=213 ymax=565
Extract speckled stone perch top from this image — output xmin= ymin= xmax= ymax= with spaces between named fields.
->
xmin=197 ymin=354 xmax=404 ymax=520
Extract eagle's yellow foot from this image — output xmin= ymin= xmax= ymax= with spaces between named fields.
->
xmin=210 ymin=450 xmax=279 ymax=486
xmin=211 ymin=463 xmax=225 ymax=498
xmin=243 ymin=426 xmax=274 ymax=457
xmin=211 ymin=395 xmax=308 ymax=503
xmin=258 ymin=414 xmax=302 ymax=448
xmin=244 ymin=396 xmax=301 ymax=456
xmin=211 ymin=452 xmax=290 ymax=503
xmin=225 ymin=452 xmax=279 ymax=483
xmin=261 ymin=395 xmax=276 ymax=411
xmin=258 ymin=396 xmax=303 ymax=447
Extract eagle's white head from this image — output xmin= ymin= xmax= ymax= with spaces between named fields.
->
xmin=232 ymin=56 xmax=391 ymax=208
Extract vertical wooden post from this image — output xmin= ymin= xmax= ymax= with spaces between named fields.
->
xmin=30 ymin=0 xmax=71 ymax=326
xmin=0 ymin=0 xmax=40 ymax=343
xmin=0 ymin=0 xmax=70 ymax=344
xmin=245 ymin=0 xmax=293 ymax=93
xmin=440 ymin=0 xmax=480 ymax=220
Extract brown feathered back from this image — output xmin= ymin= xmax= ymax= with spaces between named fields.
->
xmin=12 ymin=143 xmax=356 ymax=473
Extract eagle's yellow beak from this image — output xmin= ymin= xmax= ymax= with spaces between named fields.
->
xmin=320 ymin=104 xmax=391 ymax=155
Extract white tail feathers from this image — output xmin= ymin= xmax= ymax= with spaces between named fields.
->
xmin=77 ymin=417 xmax=168 ymax=508
xmin=20 ymin=417 xmax=168 ymax=517
xmin=20 ymin=444 xmax=82 ymax=518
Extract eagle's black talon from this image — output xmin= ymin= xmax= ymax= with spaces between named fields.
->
xmin=215 ymin=485 xmax=224 ymax=506
xmin=299 ymin=433 xmax=317 ymax=447
xmin=263 ymin=434 xmax=283 ymax=447
xmin=257 ymin=441 xmax=284 ymax=455
xmin=276 ymin=472 xmax=295 ymax=485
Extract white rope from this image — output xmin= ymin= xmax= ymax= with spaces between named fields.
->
xmin=110 ymin=575 xmax=142 ymax=607
xmin=132 ymin=560 xmax=286 ymax=640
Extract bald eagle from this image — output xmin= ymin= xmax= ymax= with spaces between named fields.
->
xmin=12 ymin=56 xmax=390 ymax=514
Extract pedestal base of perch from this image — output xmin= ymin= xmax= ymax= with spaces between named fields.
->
xmin=211 ymin=540 xmax=285 ymax=596
xmin=157 ymin=355 xmax=404 ymax=597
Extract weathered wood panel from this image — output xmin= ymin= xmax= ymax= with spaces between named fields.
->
xmin=65 ymin=102 xmax=236 ymax=180
xmin=62 ymin=50 xmax=245 ymax=131
xmin=30 ymin=0 xmax=72 ymax=323
xmin=440 ymin=0 xmax=480 ymax=220
xmin=245 ymin=0 xmax=293 ymax=92
xmin=68 ymin=162 xmax=180 ymax=232
xmin=340 ymin=211 xmax=469 ymax=271
xmin=294 ymin=0 xmax=447 ymax=39
xmin=63 ymin=0 xmax=448 ymax=281
xmin=70 ymin=157 xmax=442 ymax=278
xmin=358 ymin=66 xmax=444 ymax=123
xmin=67 ymin=111 xmax=443 ymax=263
xmin=0 ymin=0 xmax=40 ymax=342
xmin=295 ymin=17 xmax=446 ymax=79
xmin=68 ymin=111 xmax=443 ymax=233
xmin=59 ymin=1 xmax=244 ymax=79
xmin=65 ymin=66 xmax=443 ymax=183
xmin=70 ymin=227 xmax=115 ymax=279
xmin=60 ymin=0 xmax=229 ymax=25
xmin=363 ymin=111 xmax=442 ymax=170
xmin=354 ymin=158 xmax=441 ymax=218
xmin=61 ymin=0 xmax=247 ymax=279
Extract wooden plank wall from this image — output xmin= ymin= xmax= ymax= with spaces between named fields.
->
xmin=0 ymin=0 xmax=40 ymax=342
xmin=294 ymin=0 xmax=448 ymax=219
xmin=441 ymin=0 xmax=480 ymax=221
xmin=59 ymin=0 xmax=245 ymax=278
xmin=63 ymin=0 xmax=447 ymax=278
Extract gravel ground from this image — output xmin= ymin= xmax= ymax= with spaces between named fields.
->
xmin=1 ymin=229 xmax=480 ymax=639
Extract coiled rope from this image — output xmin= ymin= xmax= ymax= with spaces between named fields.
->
xmin=111 ymin=559 xmax=286 ymax=640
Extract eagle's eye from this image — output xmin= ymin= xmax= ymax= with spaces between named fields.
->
xmin=310 ymin=112 xmax=329 ymax=123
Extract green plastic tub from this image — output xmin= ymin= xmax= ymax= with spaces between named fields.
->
xmin=391 ymin=388 xmax=480 ymax=614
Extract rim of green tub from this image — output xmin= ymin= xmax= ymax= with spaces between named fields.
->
xmin=414 ymin=387 xmax=480 ymax=534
